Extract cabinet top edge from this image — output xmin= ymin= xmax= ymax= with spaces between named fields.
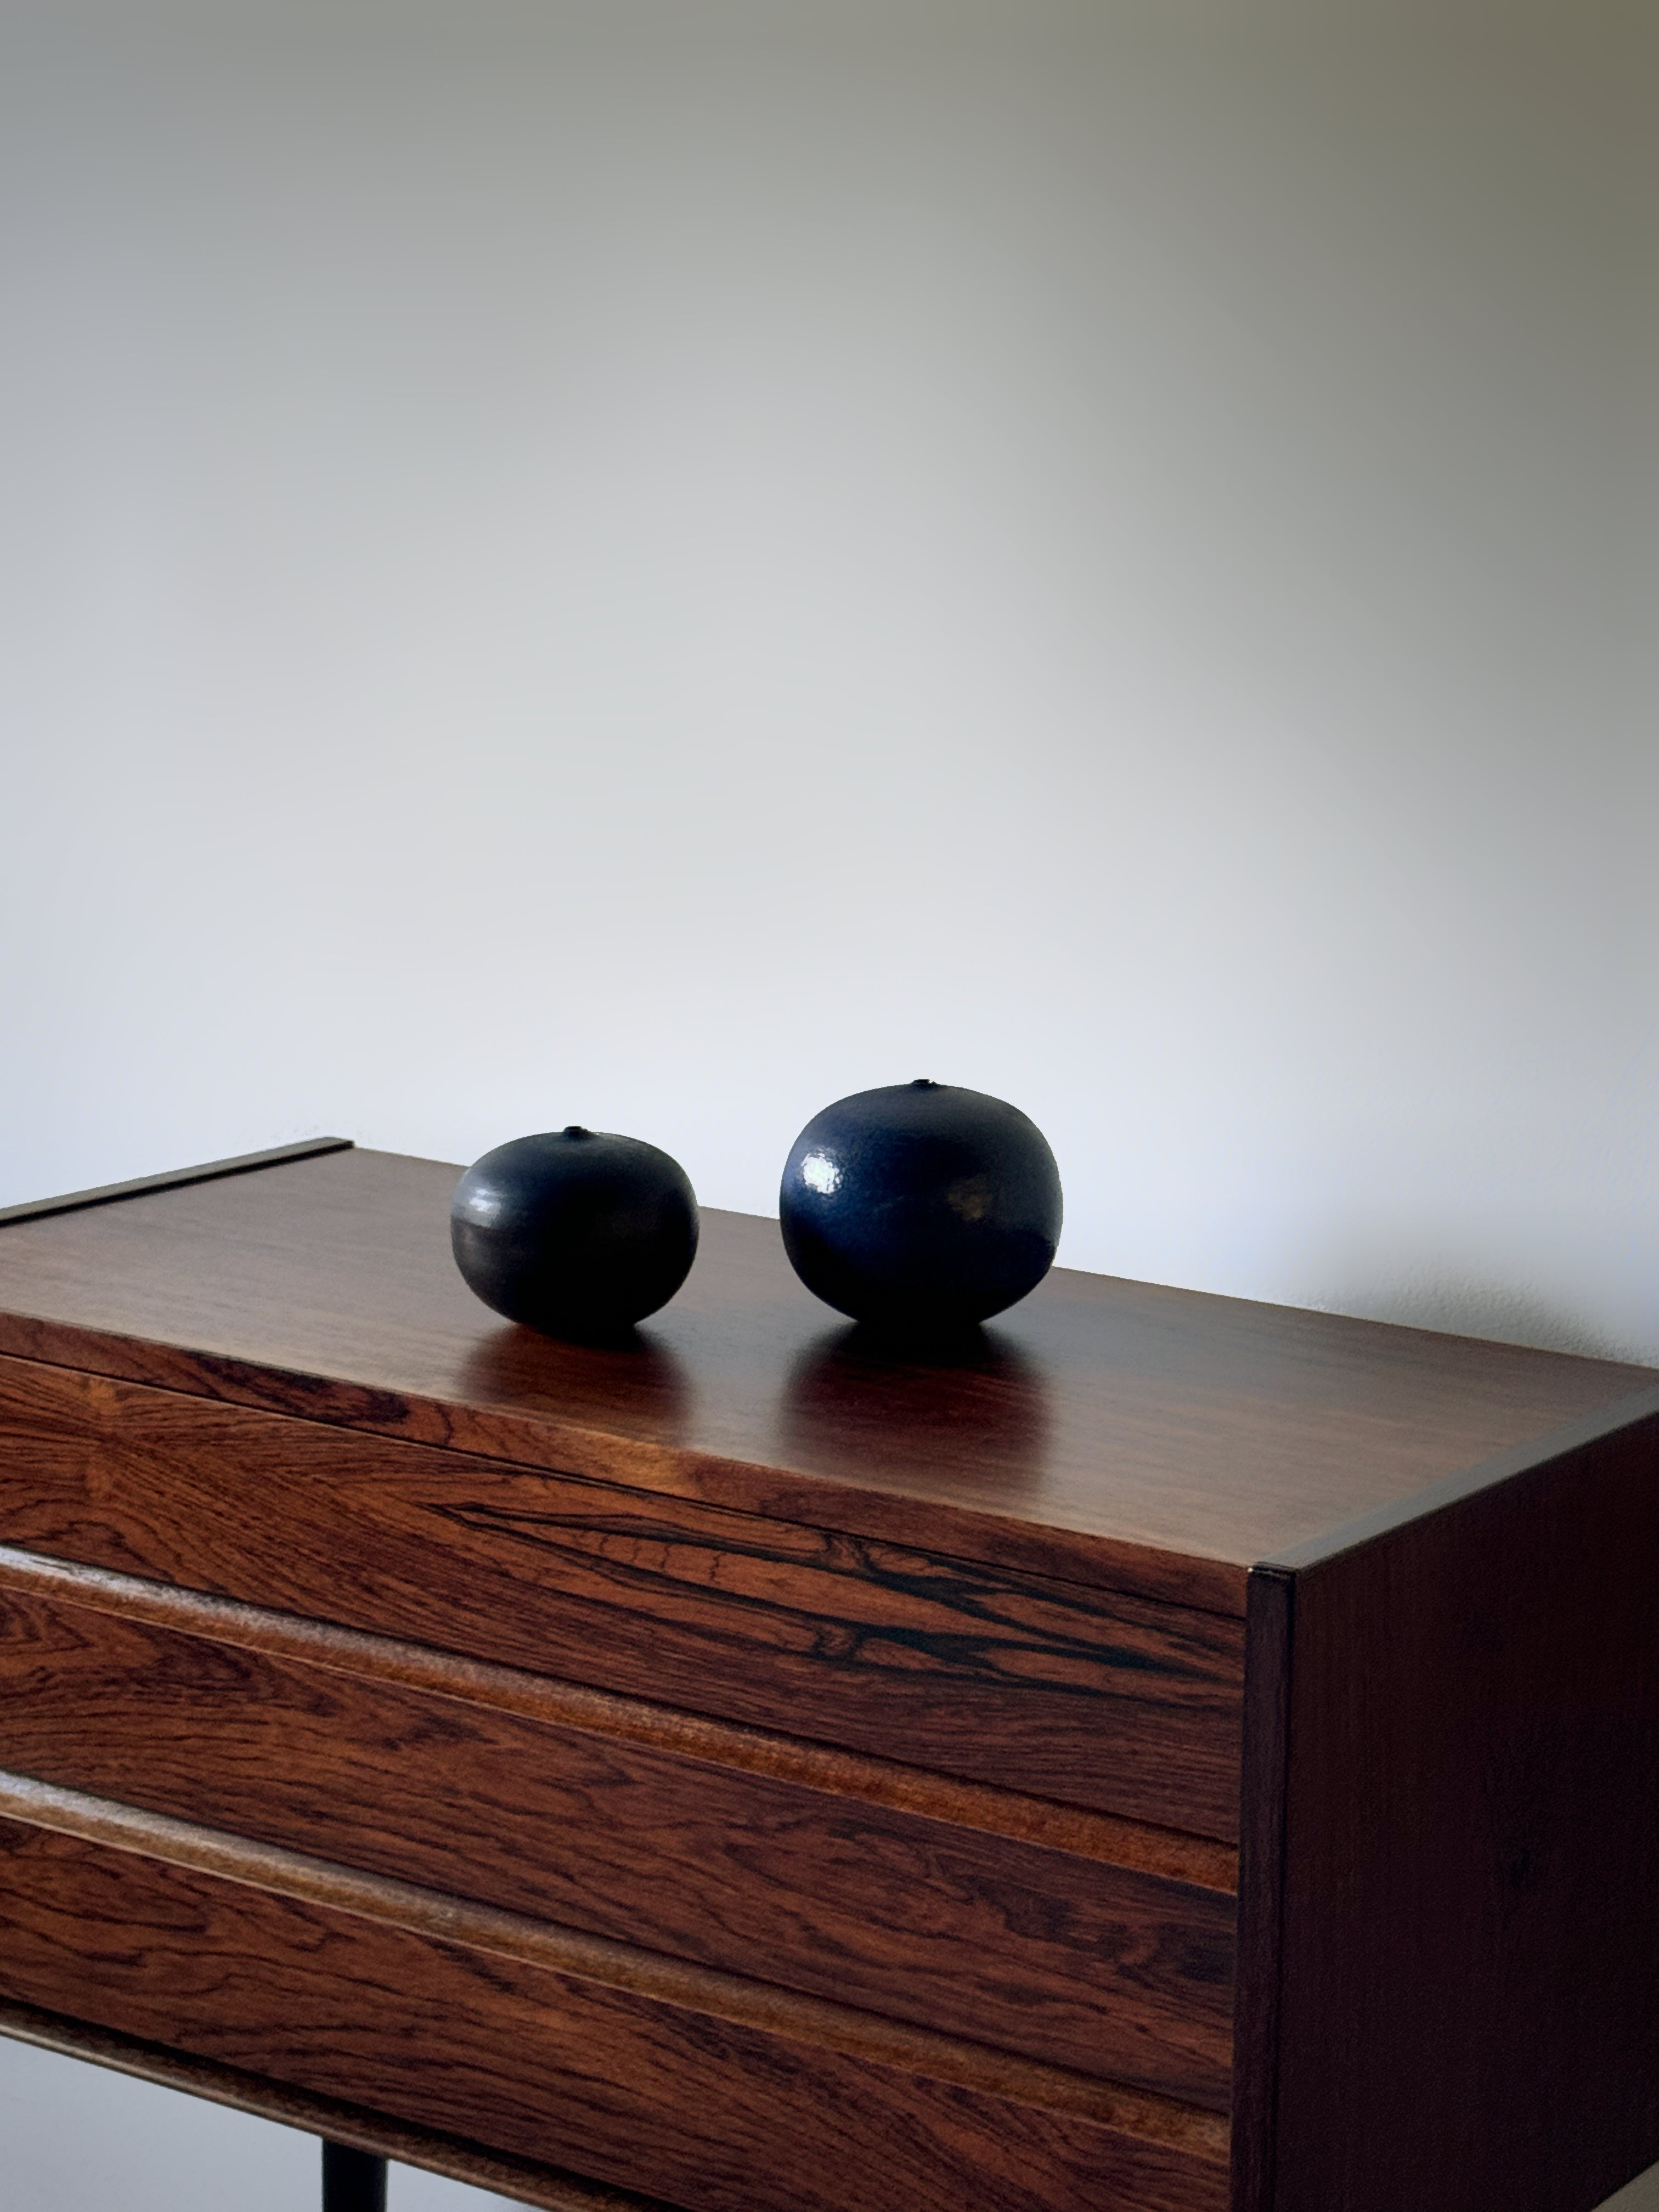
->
xmin=1256 ymin=1384 xmax=1659 ymax=1578
xmin=0 ymin=1141 xmax=355 ymax=1229
xmin=0 ymin=1145 xmax=1650 ymax=1612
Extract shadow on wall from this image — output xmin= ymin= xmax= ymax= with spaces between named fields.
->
xmin=1312 ymin=1268 xmax=1639 ymax=1366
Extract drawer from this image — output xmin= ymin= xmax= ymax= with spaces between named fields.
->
xmin=0 ymin=1557 xmax=1235 ymax=2106
xmin=0 ymin=1354 xmax=1244 ymax=1839
xmin=0 ymin=1804 xmax=1231 ymax=2212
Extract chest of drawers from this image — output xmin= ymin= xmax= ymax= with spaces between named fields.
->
xmin=0 ymin=1141 xmax=1653 ymax=2211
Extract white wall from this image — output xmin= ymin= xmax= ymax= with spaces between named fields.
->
xmin=2 ymin=0 xmax=1655 ymax=1362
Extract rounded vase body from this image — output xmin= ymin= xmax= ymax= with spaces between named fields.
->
xmin=452 ymin=1127 xmax=698 ymax=1338
xmin=779 ymin=1081 xmax=1062 ymax=1333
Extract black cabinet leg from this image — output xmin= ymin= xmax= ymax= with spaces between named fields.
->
xmin=322 ymin=2139 xmax=388 ymax=2212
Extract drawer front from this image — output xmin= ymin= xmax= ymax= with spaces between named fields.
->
xmin=0 ymin=1804 xmax=1231 ymax=2212
xmin=0 ymin=1564 xmax=1235 ymax=2106
xmin=0 ymin=1355 xmax=1244 ymax=1839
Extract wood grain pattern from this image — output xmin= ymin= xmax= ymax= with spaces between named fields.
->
xmin=0 ymin=1148 xmax=1649 ymax=1609
xmin=5 ymin=1143 xmax=1655 ymax=2212
xmin=0 ymin=1542 xmax=1235 ymax=1891
xmin=0 ymin=1353 xmax=1245 ymax=1836
xmin=0 ymin=1768 xmax=1212 ymax=2136
xmin=0 ymin=1993 xmax=675 ymax=2212
xmin=0 ymin=1804 xmax=1231 ymax=2212
xmin=0 ymin=1565 xmax=1237 ymax=2103
xmin=1239 ymin=1391 xmax=1659 ymax=2212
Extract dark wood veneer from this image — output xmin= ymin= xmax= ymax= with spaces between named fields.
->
xmin=1236 ymin=1392 xmax=1659 ymax=2212
xmin=0 ymin=1144 xmax=1654 ymax=2211
xmin=0 ymin=1353 xmax=1243 ymax=1836
xmin=0 ymin=1808 xmax=1230 ymax=2212
xmin=0 ymin=1541 xmax=1231 ymax=1888
xmin=0 ymin=1148 xmax=1647 ymax=1610
xmin=0 ymin=1565 xmax=1236 ymax=2103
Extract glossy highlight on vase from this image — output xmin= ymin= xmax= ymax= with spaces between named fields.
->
xmin=779 ymin=1080 xmax=1063 ymax=1335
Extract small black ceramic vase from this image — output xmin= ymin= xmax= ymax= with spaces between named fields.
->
xmin=779 ymin=1081 xmax=1062 ymax=1334
xmin=452 ymin=1127 xmax=698 ymax=1339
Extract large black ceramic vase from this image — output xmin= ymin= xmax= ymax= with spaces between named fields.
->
xmin=452 ymin=1127 xmax=698 ymax=1338
xmin=779 ymin=1080 xmax=1062 ymax=1334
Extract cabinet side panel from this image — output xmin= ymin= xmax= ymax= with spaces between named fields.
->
xmin=1269 ymin=1409 xmax=1659 ymax=2212
xmin=1229 ymin=1567 xmax=1293 ymax=2212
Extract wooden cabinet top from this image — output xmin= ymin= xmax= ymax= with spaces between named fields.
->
xmin=0 ymin=1143 xmax=1649 ymax=1614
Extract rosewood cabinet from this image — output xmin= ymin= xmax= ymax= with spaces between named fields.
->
xmin=0 ymin=1141 xmax=1652 ymax=2211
